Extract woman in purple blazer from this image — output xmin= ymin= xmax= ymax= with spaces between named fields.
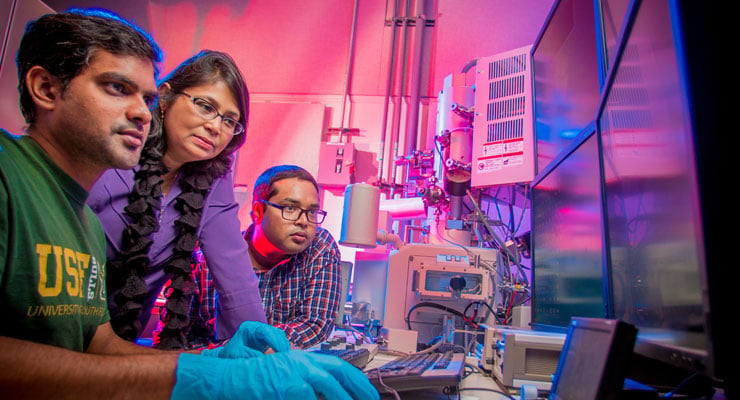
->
xmin=88 ymin=50 xmax=265 ymax=349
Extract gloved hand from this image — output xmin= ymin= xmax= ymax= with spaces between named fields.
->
xmin=172 ymin=350 xmax=380 ymax=400
xmin=201 ymin=321 xmax=290 ymax=359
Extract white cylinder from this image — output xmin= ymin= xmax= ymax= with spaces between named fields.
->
xmin=340 ymin=183 xmax=380 ymax=248
xmin=437 ymin=81 xmax=474 ymax=136
xmin=379 ymin=197 xmax=427 ymax=220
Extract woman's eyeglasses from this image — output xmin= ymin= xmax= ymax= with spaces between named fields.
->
xmin=178 ymin=92 xmax=245 ymax=135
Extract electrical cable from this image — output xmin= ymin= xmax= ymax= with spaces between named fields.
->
xmin=462 ymin=302 xmax=476 ymax=324
xmin=466 ymin=190 xmax=530 ymax=279
xmin=481 ymin=185 xmax=530 ymax=245
xmin=366 ymin=366 xmax=401 ymax=400
xmin=507 ymin=193 xmax=515 ymax=237
xmin=513 ymin=184 xmax=529 ymax=235
xmin=460 ymin=58 xmax=478 ymax=74
xmin=447 ymin=127 xmax=473 ymax=134
xmin=434 ymin=139 xmax=447 ymax=171
xmin=405 ymin=302 xmax=470 ymax=331
xmin=661 ymin=372 xmax=716 ymax=399
xmin=464 ymin=302 xmax=479 ymax=326
xmin=491 ymin=187 xmax=509 ymax=238
xmin=505 ymin=295 xmax=515 ymax=323
xmin=463 ymin=300 xmax=497 ymax=317
xmin=435 ymin=234 xmax=502 ymax=322
xmin=412 ymin=338 xmax=444 ymax=355
xmin=462 ymin=363 xmax=476 ymax=378
xmin=454 ymin=387 xmax=518 ymax=400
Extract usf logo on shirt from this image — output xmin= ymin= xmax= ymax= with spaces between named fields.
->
xmin=27 ymin=243 xmax=107 ymax=318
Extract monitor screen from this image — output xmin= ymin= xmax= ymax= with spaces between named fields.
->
xmin=531 ymin=0 xmax=602 ymax=174
xmin=595 ymin=0 xmax=631 ymax=76
xmin=550 ymin=318 xmax=637 ymax=400
xmin=599 ymin=0 xmax=711 ymax=377
xmin=531 ymin=129 xmax=607 ymax=330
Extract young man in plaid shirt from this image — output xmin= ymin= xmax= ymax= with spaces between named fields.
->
xmin=190 ymin=165 xmax=341 ymax=348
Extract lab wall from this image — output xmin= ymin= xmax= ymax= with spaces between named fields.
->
xmin=7 ymin=0 xmax=553 ymax=252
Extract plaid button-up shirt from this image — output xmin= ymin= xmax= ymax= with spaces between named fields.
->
xmin=187 ymin=225 xmax=342 ymax=348
xmin=253 ymin=225 xmax=342 ymax=348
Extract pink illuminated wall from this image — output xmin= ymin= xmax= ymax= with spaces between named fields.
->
xmin=147 ymin=1 xmax=356 ymax=95
xmin=40 ymin=0 xmax=555 ymax=232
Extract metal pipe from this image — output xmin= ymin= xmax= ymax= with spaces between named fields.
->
xmin=377 ymin=0 xmax=402 ymax=182
xmin=339 ymin=0 xmax=360 ymax=141
xmin=389 ymin=0 xmax=412 ymax=194
xmin=404 ymin=1 xmax=427 ymax=157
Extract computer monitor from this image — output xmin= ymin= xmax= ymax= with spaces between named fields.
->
xmin=594 ymin=0 xmax=632 ymax=79
xmin=549 ymin=317 xmax=638 ymax=400
xmin=335 ymin=261 xmax=353 ymax=327
xmin=531 ymin=0 xmax=602 ymax=174
xmin=599 ymin=0 xmax=727 ymax=388
xmin=531 ymin=126 xmax=608 ymax=332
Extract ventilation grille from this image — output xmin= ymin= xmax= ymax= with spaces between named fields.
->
xmin=487 ymin=118 xmax=525 ymax=143
xmin=614 ymin=65 xmax=643 ymax=85
xmin=486 ymin=96 xmax=526 ymax=121
xmin=489 ymin=75 xmax=526 ymax=100
xmin=603 ymin=43 xmax=654 ymax=131
xmin=489 ymin=52 xmax=528 ymax=79
xmin=484 ymin=54 xmax=528 ymax=142
xmin=608 ymin=109 xmax=654 ymax=131
xmin=608 ymin=86 xmax=649 ymax=107
xmin=524 ymin=348 xmax=561 ymax=376
xmin=472 ymin=45 xmax=534 ymax=186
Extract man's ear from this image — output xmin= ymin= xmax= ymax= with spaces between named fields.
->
xmin=251 ymin=201 xmax=264 ymax=223
xmin=25 ymin=66 xmax=61 ymax=112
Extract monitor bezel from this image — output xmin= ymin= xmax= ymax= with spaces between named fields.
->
xmin=595 ymin=0 xmax=723 ymax=383
xmin=530 ymin=0 xmax=604 ymax=176
xmin=530 ymin=122 xmax=611 ymax=333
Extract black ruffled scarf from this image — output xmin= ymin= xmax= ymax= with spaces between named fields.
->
xmin=108 ymin=148 xmax=214 ymax=350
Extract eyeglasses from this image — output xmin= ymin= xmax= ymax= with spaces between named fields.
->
xmin=178 ymin=92 xmax=245 ymax=135
xmin=263 ymin=201 xmax=327 ymax=224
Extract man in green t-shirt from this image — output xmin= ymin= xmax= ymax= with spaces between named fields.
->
xmin=0 ymin=8 xmax=376 ymax=400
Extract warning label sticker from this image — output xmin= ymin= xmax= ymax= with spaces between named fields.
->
xmin=476 ymin=138 xmax=525 ymax=174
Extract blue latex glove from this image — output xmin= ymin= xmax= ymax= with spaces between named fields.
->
xmin=172 ymin=350 xmax=379 ymax=400
xmin=201 ymin=321 xmax=290 ymax=359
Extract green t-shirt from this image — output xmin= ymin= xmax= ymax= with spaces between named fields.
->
xmin=0 ymin=130 xmax=110 ymax=351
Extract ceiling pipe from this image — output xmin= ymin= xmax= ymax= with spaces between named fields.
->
xmin=389 ymin=0 xmax=413 ymax=196
xmin=377 ymin=0 xmax=402 ymax=183
xmin=404 ymin=0 xmax=428 ymax=158
xmin=338 ymin=0 xmax=360 ymax=142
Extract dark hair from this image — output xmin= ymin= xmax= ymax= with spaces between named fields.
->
xmin=16 ymin=8 xmax=162 ymax=125
xmin=108 ymin=50 xmax=249 ymax=349
xmin=252 ymin=165 xmax=320 ymax=204
xmin=148 ymin=50 xmax=249 ymax=176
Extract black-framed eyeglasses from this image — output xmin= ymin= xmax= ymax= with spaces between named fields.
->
xmin=263 ymin=201 xmax=327 ymax=224
xmin=178 ymin=92 xmax=245 ymax=135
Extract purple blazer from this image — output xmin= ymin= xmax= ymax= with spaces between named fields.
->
xmin=88 ymin=168 xmax=266 ymax=340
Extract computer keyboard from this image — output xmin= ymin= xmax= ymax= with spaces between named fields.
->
xmin=309 ymin=339 xmax=378 ymax=370
xmin=311 ymin=346 xmax=372 ymax=369
xmin=365 ymin=350 xmax=465 ymax=393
